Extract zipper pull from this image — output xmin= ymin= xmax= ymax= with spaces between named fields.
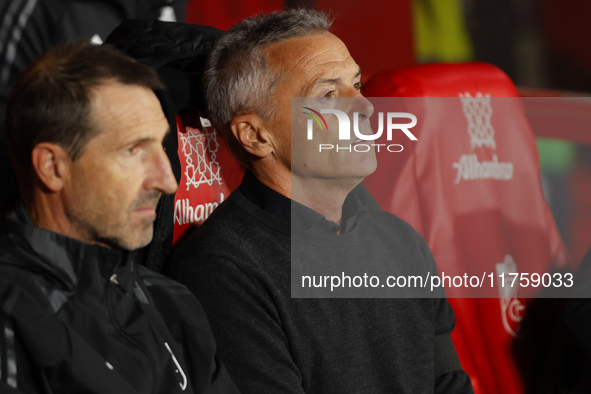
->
xmin=109 ymin=274 xmax=127 ymax=293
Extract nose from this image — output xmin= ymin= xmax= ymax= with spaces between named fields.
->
xmin=347 ymin=88 xmax=374 ymax=120
xmin=357 ymin=95 xmax=374 ymax=119
xmin=345 ymin=91 xmax=374 ymax=119
xmin=147 ymin=147 xmax=178 ymax=195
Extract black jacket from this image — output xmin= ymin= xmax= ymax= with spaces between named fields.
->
xmin=0 ymin=207 xmax=238 ymax=393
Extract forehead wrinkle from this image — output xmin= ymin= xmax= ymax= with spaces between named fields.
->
xmin=269 ymin=35 xmax=351 ymax=77
xmin=297 ymin=47 xmax=352 ymax=76
xmin=316 ymin=65 xmax=361 ymax=84
xmin=267 ymin=33 xmax=359 ymax=97
xmin=309 ymin=62 xmax=361 ymax=89
xmin=272 ymin=46 xmax=334 ymax=81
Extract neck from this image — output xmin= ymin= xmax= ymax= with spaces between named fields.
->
xmin=251 ymin=165 xmax=291 ymax=199
xmin=290 ymin=176 xmax=357 ymax=226
xmin=25 ymin=192 xmax=106 ymax=248
xmin=251 ymin=163 xmax=358 ymax=225
xmin=26 ymin=195 xmax=67 ymax=233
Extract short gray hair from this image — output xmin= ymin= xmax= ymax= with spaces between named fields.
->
xmin=204 ymin=9 xmax=332 ymax=167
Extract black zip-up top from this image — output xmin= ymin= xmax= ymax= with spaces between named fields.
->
xmin=0 ymin=207 xmax=238 ymax=393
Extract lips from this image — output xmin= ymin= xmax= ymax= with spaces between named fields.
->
xmin=133 ymin=192 xmax=161 ymax=212
xmin=135 ymin=205 xmax=157 ymax=218
xmin=133 ymin=199 xmax=160 ymax=219
xmin=352 ymin=122 xmax=374 ymax=143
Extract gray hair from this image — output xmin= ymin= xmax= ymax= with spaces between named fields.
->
xmin=204 ymin=9 xmax=332 ymax=167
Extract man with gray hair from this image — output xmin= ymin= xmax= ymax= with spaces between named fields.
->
xmin=171 ymin=9 xmax=473 ymax=393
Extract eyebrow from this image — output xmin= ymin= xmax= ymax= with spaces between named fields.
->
xmin=316 ymin=67 xmax=362 ymax=85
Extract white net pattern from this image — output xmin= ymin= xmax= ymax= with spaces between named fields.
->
xmin=180 ymin=126 xmax=223 ymax=190
xmin=459 ymin=92 xmax=496 ymax=150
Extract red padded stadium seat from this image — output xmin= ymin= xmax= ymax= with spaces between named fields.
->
xmin=172 ymin=110 xmax=244 ymax=245
xmin=362 ymin=62 xmax=569 ymax=394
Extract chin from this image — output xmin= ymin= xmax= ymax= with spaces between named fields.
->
xmin=128 ymin=232 xmax=154 ymax=251
xmin=116 ymin=238 xmax=152 ymax=251
xmin=103 ymin=227 xmax=154 ymax=251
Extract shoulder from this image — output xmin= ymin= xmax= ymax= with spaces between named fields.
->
xmin=353 ymin=190 xmax=437 ymax=271
xmin=169 ymin=195 xmax=290 ymax=300
xmin=363 ymin=204 xmax=427 ymax=247
xmin=172 ymin=190 xmax=289 ymax=266
xmin=172 ymin=196 xmax=250 ymax=262
xmin=353 ymin=183 xmax=423 ymax=239
xmin=138 ymin=265 xmax=194 ymax=295
xmin=137 ymin=265 xmax=216 ymax=329
xmin=0 ymin=233 xmax=60 ymax=316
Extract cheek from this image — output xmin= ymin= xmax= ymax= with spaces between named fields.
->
xmin=86 ymin=164 xmax=143 ymax=212
xmin=327 ymin=120 xmax=342 ymax=141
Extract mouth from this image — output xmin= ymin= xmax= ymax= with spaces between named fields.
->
xmin=352 ymin=124 xmax=374 ymax=144
xmin=133 ymin=193 xmax=162 ymax=215
xmin=134 ymin=204 xmax=158 ymax=218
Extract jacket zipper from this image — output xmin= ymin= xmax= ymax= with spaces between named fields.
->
xmin=106 ymin=266 xmax=159 ymax=394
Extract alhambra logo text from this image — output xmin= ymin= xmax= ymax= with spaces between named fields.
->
xmin=452 ymin=93 xmax=514 ymax=184
xmin=303 ymin=107 xmax=418 ymax=152
xmin=174 ymin=118 xmax=225 ymax=226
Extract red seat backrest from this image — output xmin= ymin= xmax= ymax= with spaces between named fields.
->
xmin=362 ymin=62 xmax=569 ymax=394
xmin=172 ymin=110 xmax=244 ymax=245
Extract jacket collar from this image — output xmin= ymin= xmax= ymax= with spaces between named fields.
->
xmin=3 ymin=206 xmax=138 ymax=295
xmin=238 ymin=171 xmax=371 ymax=235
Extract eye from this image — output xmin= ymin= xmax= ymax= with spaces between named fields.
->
xmin=127 ymin=144 xmax=140 ymax=155
xmin=354 ymin=81 xmax=363 ymax=92
xmin=323 ymin=90 xmax=335 ymax=98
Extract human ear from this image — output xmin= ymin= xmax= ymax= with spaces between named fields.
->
xmin=30 ymin=143 xmax=70 ymax=192
xmin=230 ymin=113 xmax=274 ymax=159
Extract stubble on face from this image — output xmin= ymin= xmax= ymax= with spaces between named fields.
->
xmin=64 ymin=176 xmax=162 ymax=250
xmin=62 ymin=82 xmax=172 ymax=251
